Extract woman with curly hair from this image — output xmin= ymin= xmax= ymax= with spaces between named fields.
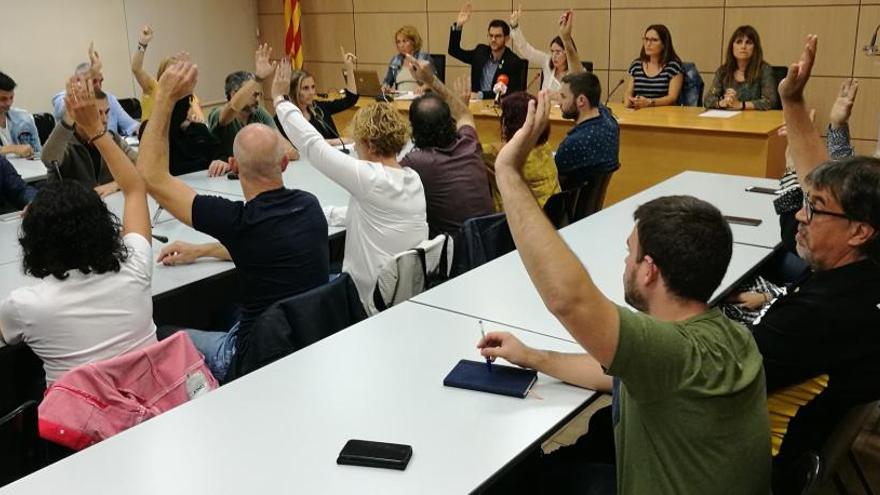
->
xmin=272 ymin=59 xmax=427 ymax=312
xmin=483 ymin=91 xmax=560 ymax=211
xmin=0 ymin=75 xmax=156 ymax=384
xmin=704 ymin=25 xmax=777 ymax=111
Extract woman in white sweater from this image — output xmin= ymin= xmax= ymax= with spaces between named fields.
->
xmin=508 ymin=8 xmax=586 ymax=93
xmin=272 ymin=59 xmax=428 ymax=312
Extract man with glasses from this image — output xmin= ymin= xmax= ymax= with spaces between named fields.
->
xmin=52 ymin=44 xmax=140 ymax=137
xmin=448 ymin=1 xmax=527 ymax=99
xmin=753 ymin=34 xmax=880 ymax=480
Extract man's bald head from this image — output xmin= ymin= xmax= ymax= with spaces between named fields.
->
xmin=232 ymin=123 xmax=285 ymax=181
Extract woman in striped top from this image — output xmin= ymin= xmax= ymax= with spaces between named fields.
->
xmin=623 ymin=24 xmax=683 ymax=109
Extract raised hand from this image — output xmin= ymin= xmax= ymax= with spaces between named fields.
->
xmin=405 ymin=53 xmax=434 ymax=85
xmin=157 ymin=54 xmax=198 ymax=102
xmin=495 ymin=89 xmax=551 ymax=174
xmin=829 ymin=79 xmax=859 ymax=128
xmin=64 ymin=75 xmax=103 ymax=139
xmin=254 ymin=43 xmax=276 ymax=81
xmin=340 ymin=46 xmax=357 ymax=72
xmin=559 ymin=10 xmax=574 ymax=38
xmin=88 ymin=42 xmax=103 ymax=75
xmin=457 ymin=1 xmax=472 ymax=26
xmin=272 ymin=57 xmax=292 ymax=102
xmin=778 ymin=34 xmax=818 ymax=104
xmin=139 ymin=25 xmax=154 ymax=46
xmin=509 ymin=5 xmax=522 ymax=28
xmin=453 ymin=76 xmax=470 ymax=108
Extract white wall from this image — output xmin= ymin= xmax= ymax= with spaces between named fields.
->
xmin=1 ymin=0 xmax=259 ymax=113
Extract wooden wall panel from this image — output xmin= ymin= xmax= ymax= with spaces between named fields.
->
xmin=258 ymin=14 xmax=286 ymax=52
xmin=723 ymin=6 xmax=859 ymax=77
xmin=302 ymin=62 xmax=347 ymax=93
xmin=427 ymin=0 xmax=511 ymax=11
xmin=609 ymin=9 xmax=723 ymax=73
xmin=257 ymin=0 xmax=283 ymax=14
xmin=852 ymin=6 xmax=880 ymax=78
xmin=513 ymin=10 xmax=610 ymax=70
xmin=726 ymin=0 xmax=856 ymax=6
xmin=611 ymin=0 xmax=723 ymax=7
xmin=846 ymin=77 xmax=880 ymax=141
xmin=299 ymin=0 xmax=353 ymax=13
xmin=354 ymin=0 xmax=427 ymax=12
xmin=301 ymin=14 xmax=357 ymax=62
xmin=354 ymin=13 xmax=430 ymax=64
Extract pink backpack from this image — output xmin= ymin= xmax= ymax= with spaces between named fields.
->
xmin=38 ymin=332 xmax=218 ymax=450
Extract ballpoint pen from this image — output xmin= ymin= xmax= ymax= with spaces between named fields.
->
xmin=479 ymin=320 xmax=492 ymax=372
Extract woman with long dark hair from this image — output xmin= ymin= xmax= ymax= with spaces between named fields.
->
xmin=704 ymin=25 xmax=777 ymax=111
xmin=623 ymin=24 xmax=683 ymax=108
xmin=507 ymin=8 xmax=585 ymax=93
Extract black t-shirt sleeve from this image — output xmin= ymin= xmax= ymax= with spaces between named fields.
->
xmin=321 ymin=89 xmax=359 ymax=115
xmin=191 ymin=194 xmax=242 ymax=243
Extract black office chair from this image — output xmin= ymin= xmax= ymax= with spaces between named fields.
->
xmin=0 ymin=400 xmax=43 ymax=488
xmin=118 ymin=98 xmax=142 ymax=120
xmin=557 ymin=170 xmax=615 ymax=223
xmin=429 ymin=54 xmax=446 ymax=83
xmin=773 ymin=451 xmax=821 ymax=495
xmin=542 ymin=188 xmax=578 ymax=229
xmin=230 ymin=273 xmax=367 ymax=380
xmin=32 ymin=113 xmax=55 ymax=145
xmin=770 ymin=65 xmax=788 ymax=110
xmin=452 ymin=212 xmax=516 ymax=276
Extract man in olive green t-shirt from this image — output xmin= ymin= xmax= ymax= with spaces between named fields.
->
xmin=477 ymin=92 xmax=771 ymax=494
xmin=207 ymin=44 xmax=298 ymax=167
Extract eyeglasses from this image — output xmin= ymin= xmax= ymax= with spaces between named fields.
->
xmin=802 ymin=193 xmax=849 ymax=223
xmin=643 ymin=37 xmax=661 ymax=44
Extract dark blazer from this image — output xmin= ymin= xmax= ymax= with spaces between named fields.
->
xmin=448 ymin=25 xmax=527 ymax=98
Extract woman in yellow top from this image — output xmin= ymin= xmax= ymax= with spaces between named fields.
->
xmin=482 ymin=91 xmax=560 ymax=212
xmin=131 ymin=25 xmax=203 ymax=122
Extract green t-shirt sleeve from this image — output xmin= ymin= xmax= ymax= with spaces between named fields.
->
xmin=206 ymin=107 xmax=222 ymax=131
xmin=255 ymin=107 xmax=277 ymax=129
xmin=606 ymin=305 xmax=694 ymax=402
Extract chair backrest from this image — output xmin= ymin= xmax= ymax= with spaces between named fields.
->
xmin=677 ymin=62 xmax=704 ymax=107
xmin=429 ymin=54 xmax=446 ymax=83
xmin=232 ymin=273 xmax=367 ymax=379
xmin=117 ymin=98 xmax=142 ymax=120
xmin=543 ymin=188 xmax=578 ymax=229
xmin=770 ymin=65 xmax=788 ymax=110
xmin=0 ymin=400 xmax=41 ymax=487
xmin=372 ymin=234 xmax=453 ymax=314
xmin=816 ymin=400 xmax=878 ymax=483
xmin=569 ymin=171 xmax=615 ymax=222
xmin=32 ymin=113 xmax=55 ymax=145
xmin=452 ymin=212 xmax=515 ymax=276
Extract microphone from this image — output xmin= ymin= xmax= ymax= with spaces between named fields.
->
xmin=605 ymin=78 xmax=625 ymax=106
xmin=494 ymin=74 xmax=510 ymax=105
xmin=527 ymin=71 xmax=542 ymax=90
xmin=49 ymin=160 xmax=63 ymax=181
xmin=314 ymin=110 xmax=351 ymax=155
xmin=865 ymin=24 xmax=880 ymax=56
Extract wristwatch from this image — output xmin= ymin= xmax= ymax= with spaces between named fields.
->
xmin=273 ymin=95 xmax=291 ymax=106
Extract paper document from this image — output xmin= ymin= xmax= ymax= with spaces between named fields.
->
xmin=395 ymin=92 xmax=418 ymax=101
xmin=699 ymin=110 xmax=741 ymax=119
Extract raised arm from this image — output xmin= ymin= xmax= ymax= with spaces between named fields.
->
xmin=131 ymin=25 xmax=156 ymax=93
xmin=341 ymin=47 xmax=358 ymax=95
xmin=405 ymin=54 xmax=475 ymax=129
xmin=138 ymin=57 xmax=199 ymax=226
xmin=272 ymin=58 xmax=373 ymax=198
xmin=66 ymin=75 xmax=149 ymax=241
xmin=559 ymin=10 xmax=585 ymax=75
xmin=493 ymin=90 xmax=620 ymax=366
xmin=826 ymin=79 xmax=858 ymax=159
xmin=217 ymin=44 xmax=275 ymax=127
xmin=508 ymin=7 xmax=550 ymax=67
xmin=448 ymin=2 xmax=475 ymax=64
xmin=779 ymin=35 xmax=827 ymax=184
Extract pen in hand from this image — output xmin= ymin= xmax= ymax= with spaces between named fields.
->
xmin=479 ymin=320 xmax=492 ymax=373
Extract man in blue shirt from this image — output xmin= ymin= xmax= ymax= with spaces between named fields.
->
xmin=0 ymin=71 xmax=42 ymax=158
xmin=554 ymin=72 xmax=619 ymax=189
xmin=52 ymin=46 xmax=140 ymax=137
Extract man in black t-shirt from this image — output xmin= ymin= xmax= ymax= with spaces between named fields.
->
xmin=753 ymin=35 xmax=880 ymax=473
xmin=138 ymin=58 xmax=328 ymax=382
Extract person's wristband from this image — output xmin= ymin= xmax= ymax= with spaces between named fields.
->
xmin=138 ymin=42 xmax=148 ymax=51
xmin=88 ymin=130 xmax=107 ymax=145
xmin=61 ymin=119 xmax=75 ymax=131
xmin=510 ymin=23 xmax=519 ymax=29
xmin=273 ymin=95 xmax=290 ymax=106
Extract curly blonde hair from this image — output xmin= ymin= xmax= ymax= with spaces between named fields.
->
xmin=395 ymin=25 xmax=423 ymax=53
xmin=351 ymin=103 xmax=411 ymax=158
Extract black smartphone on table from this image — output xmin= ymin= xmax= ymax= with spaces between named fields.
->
xmin=337 ymin=439 xmax=413 ymax=470
xmin=745 ymin=186 xmax=777 ymax=195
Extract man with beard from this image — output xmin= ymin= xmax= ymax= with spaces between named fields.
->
xmin=207 ymin=44 xmax=297 ymax=163
xmin=553 ymin=71 xmax=619 ymax=189
xmin=477 ymin=91 xmax=770 ymax=494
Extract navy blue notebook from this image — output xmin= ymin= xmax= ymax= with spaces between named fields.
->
xmin=443 ymin=359 xmax=538 ymax=398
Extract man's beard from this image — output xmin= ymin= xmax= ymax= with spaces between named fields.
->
xmin=623 ymin=270 xmax=648 ymax=312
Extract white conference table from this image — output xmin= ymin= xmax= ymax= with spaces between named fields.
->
xmin=1 ymin=302 xmax=595 ymax=495
xmin=412 ymin=171 xmax=777 ymax=343
xmin=7 ymin=156 xmax=47 ymax=183
xmin=614 ymin=171 xmax=782 ymax=249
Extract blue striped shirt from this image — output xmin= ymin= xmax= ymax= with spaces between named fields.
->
xmin=628 ymin=59 xmax=682 ymax=99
